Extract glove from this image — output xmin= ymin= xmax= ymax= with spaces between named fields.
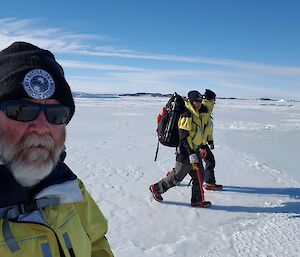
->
xmin=200 ymin=149 xmax=207 ymax=159
xmin=209 ymin=144 xmax=214 ymax=150
xmin=189 ymin=153 xmax=199 ymax=164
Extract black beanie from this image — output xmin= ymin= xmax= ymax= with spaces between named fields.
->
xmin=204 ymin=89 xmax=216 ymax=100
xmin=188 ymin=90 xmax=203 ymax=102
xmin=0 ymin=41 xmax=75 ymax=119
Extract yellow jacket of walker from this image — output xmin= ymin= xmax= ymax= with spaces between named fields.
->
xmin=201 ymin=98 xmax=215 ymax=145
xmin=0 ymin=163 xmax=114 ymax=257
xmin=177 ymin=98 xmax=212 ymax=152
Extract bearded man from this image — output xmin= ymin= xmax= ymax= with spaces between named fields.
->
xmin=0 ymin=42 xmax=114 ymax=257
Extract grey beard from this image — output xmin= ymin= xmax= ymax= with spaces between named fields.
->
xmin=0 ymin=133 xmax=64 ymax=187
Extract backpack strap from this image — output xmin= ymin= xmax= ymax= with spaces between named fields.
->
xmin=2 ymin=218 xmax=19 ymax=252
xmin=0 ymin=197 xmax=60 ymax=220
xmin=0 ymin=197 xmax=60 ymax=253
xmin=0 ymin=197 xmax=60 ymax=219
xmin=154 ymin=138 xmax=160 ymax=161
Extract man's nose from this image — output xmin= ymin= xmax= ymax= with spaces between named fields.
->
xmin=28 ymin=111 xmax=50 ymax=135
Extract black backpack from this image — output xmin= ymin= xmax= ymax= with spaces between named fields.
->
xmin=154 ymin=92 xmax=186 ymax=161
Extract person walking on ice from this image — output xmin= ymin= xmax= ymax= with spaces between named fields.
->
xmin=150 ymin=90 xmax=212 ymax=208
xmin=201 ymin=89 xmax=223 ymax=191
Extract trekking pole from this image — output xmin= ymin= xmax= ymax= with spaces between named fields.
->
xmin=193 ymin=163 xmax=205 ymax=202
xmin=187 ymin=178 xmax=192 ymax=187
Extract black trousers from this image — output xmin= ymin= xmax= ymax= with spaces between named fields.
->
xmin=203 ymin=145 xmax=216 ymax=184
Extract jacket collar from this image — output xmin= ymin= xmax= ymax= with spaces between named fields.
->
xmin=0 ymin=162 xmax=77 ymax=208
xmin=184 ymin=98 xmax=200 ymax=118
xmin=202 ymin=99 xmax=215 ymax=114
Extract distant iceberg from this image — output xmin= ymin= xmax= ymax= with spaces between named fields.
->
xmin=278 ymin=99 xmax=286 ymax=102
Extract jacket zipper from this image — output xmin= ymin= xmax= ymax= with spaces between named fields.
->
xmin=9 ymin=220 xmax=66 ymax=257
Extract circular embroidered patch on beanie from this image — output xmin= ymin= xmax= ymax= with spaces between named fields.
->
xmin=23 ymin=69 xmax=55 ymax=99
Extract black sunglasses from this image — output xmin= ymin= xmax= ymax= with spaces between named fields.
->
xmin=0 ymin=100 xmax=71 ymax=125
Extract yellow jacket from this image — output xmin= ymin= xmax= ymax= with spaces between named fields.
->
xmin=202 ymin=99 xmax=215 ymax=145
xmin=178 ymin=98 xmax=211 ymax=152
xmin=0 ymin=179 xmax=114 ymax=257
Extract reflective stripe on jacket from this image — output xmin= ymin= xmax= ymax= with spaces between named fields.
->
xmin=0 ymin=179 xmax=114 ymax=257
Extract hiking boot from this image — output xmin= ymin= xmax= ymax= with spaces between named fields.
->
xmin=204 ymin=183 xmax=223 ymax=191
xmin=149 ymin=185 xmax=163 ymax=202
xmin=191 ymin=201 xmax=212 ymax=208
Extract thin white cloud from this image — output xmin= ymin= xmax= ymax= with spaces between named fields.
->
xmin=60 ymin=60 xmax=147 ymax=72
xmin=1 ymin=17 xmax=300 ymax=77
xmin=68 ymin=75 xmax=181 ymax=94
xmin=61 ymin=59 xmax=259 ymax=95
xmin=60 ymin=59 xmax=252 ymax=79
xmin=60 ymin=60 xmax=299 ymax=98
xmin=1 ymin=17 xmax=299 ymax=99
xmin=0 ymin=18 xmax=110 ymax=53
xmin=218 ymin=81 xmax=299 ymax=98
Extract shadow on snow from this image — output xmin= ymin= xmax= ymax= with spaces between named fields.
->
xmin=223 ymin=186 xmax=300 ymax=199
xmin=160 ymin=185 xmax=300 ymax=216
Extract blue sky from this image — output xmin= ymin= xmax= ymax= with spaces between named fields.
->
xmin=1 ymin=0 xmax=300 ymax=99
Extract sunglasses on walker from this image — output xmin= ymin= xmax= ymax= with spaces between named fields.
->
xmin=0 ymin=100 xmax=71 ymax=125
